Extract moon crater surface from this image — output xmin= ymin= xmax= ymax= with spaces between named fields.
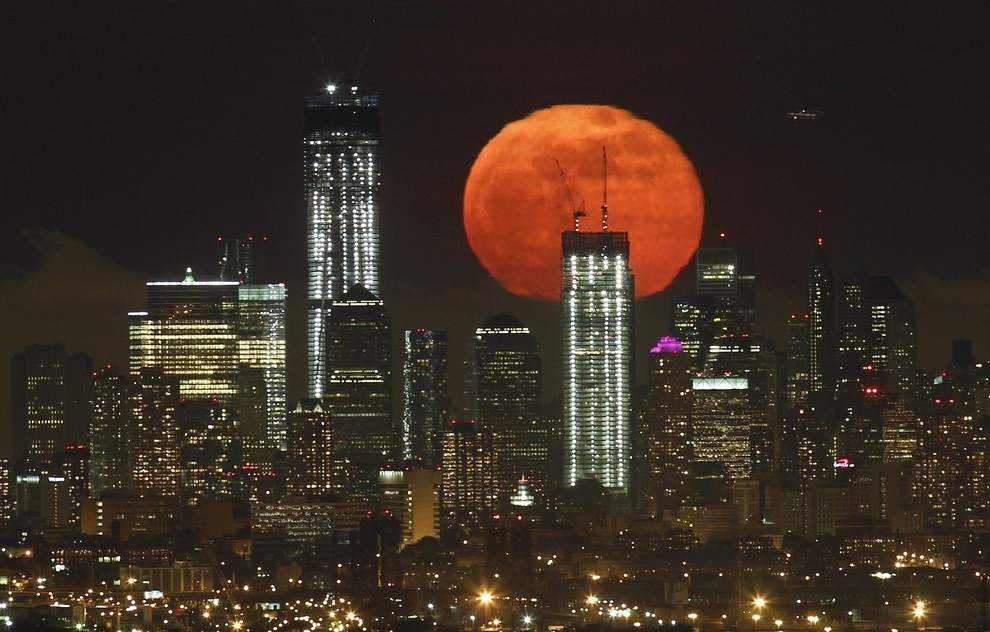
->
xmin=463 ymin=104 xmax=705 ymax=301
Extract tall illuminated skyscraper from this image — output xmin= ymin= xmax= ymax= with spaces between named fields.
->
xmin=642 ymin=337 xmax=693 ymax=514
xmin=696 ymin=247 xmax=756 ymax=336
xmin=91 ymin=366 xmax=129 ymax=497
xmin=670 ymin=293 xmax=714 ymax=372
xmin=692 ymin=375 xmax=756 ymax=481
xmin=130 ymin=367 xmax=181 ymax=496
xmin=306 ymin=86 xmax=380 ymax=397
xmin=129 ymin=271 xmax=287 ymax=451
xmin=562 ymin=230 xmax=633 ymax=495
xmin=129 ymin=273 xmax=240 ymax=404
xmin=869 ymin=276 xmax=917 ymax=410
xmin=786 ymin=314 xmax=811 ymax=410
xmin=237 ymin=284 xmax=288 ymax=450
xmin=807 ymin=241 xmax=835 ymax=402
xmin=286 ymin=399 xmax=334 ymax=495
xmin=402 ymin=329 xmax=449 ymax=466
xmin=468 ymin=315 xmax=544 ymax=501
xmin=324 ymin=284 xmax=393 ymax=498
xmin=837 ymin=256 xmax=870 ymax=376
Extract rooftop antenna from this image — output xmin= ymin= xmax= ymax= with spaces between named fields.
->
xmin=555 ymin=159 xmax=586 ymax=231
xmin=816 ymin=208 xmax=825 ymax=248
xmin=601 ymin=145 xmax=608 ymax=231
xmin=312 ymin=37 xmax=332 ymax=86
xmin=352 ymin=34 xmax=374 ymax=86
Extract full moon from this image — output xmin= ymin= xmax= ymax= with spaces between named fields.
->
xmin=463 ymin=104 xmax=704 ymax=300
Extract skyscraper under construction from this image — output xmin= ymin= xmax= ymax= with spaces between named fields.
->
xmin=562 ymin=227 xmax=634 ymax=497
xmin=305 ymin=86 xmax=381 ymax=398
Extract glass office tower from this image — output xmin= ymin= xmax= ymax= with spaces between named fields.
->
xmin=306 ymin=86 xmax=380 ymax=397
xmin=562 ymin=230 xmax=633 ymax=494
xmin=238 ymin=284 xmax=288 ymax=450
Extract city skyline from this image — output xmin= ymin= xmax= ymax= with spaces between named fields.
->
xmin=2 ymin=4 xmax=990 ymax=453
xmin=4 ymin=6 xmax=990 ymax=628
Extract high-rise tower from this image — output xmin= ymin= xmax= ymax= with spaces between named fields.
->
xmin=306 ymin=86 xmax=381 ymax=397
xmin=11 ymin=344 xmax=93 ymax=465
xmin=324 ymin=284 xmax=393 ymax=498
xmin=237 ymin=284 xmax=288 ymax=450
xmin=785 ymin=314 xmax=811 ymax=410
xmin=129 ymin=275 xmax=241 ymax=404
xmin=562 ymin=229 xmax=633 ymax=495
xmin=807 ymin=241 xmax=836 ymax=403
xmin=869 ymin=277 xmax=916 ymax=410
xmin=837 ymin=256 xmax=870 ymax=376
xmin=91 ymin=366 xmax=130 ymax=497
xmin=402 ymin=329 xmax=449 ymax=466
xmin=642 ymin=337 xmax=693 ymax=514
xmin=670 ymin=293 xmax=714 ymax=372
xmin=130 ymin=367 xmax=181 ymax=496
xmin=468 ymin=315 xmax=544 ymax=502
xmin=286 ymin=399 xmax=334 ymax=495
xmin=218 ymin=235 xmax=268 ymax=284
xmin=696 ymin=248 xmax=756 ymax=336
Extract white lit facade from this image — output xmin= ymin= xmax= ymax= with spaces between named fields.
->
xmin=238 ymin=284 xmax=288 ymax=450
xmin=306 ymin=89 xmax=380 ymax=397
xmin=562 ymin=230 xmax=633 ymax=493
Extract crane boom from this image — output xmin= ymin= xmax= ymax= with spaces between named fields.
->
xmin=601 ymin=146 xmax=608 ymax=231
xmin=555 ymin=159 xmax=586 ymax=231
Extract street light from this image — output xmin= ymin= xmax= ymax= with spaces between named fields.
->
xmin=807 ymin=615 xmax=819 ymax=628
xmin=688 ymin=613 xmax=698 ymax=629
xmin=914 ymin=601 xmax=925 ymax=630
xmin=753 ymin=614 xmax=761 ymax=630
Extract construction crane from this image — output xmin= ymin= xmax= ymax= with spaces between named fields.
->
xmin=555 ymin=158 xmax=586 ymax=231
xmin=202 ymin=536 xmax=240 ymax=614
xmin=601 ymin=146 xmax=608 ymax=231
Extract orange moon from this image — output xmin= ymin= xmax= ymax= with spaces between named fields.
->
xmin=463 ymin=104 xmax=704 ymax=301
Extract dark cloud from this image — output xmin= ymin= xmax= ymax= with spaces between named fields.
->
xmin=0 ymin=229 xmax=144 ymax=457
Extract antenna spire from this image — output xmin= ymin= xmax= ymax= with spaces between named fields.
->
xmin=601 ymin=146 xmax=608 ymax=231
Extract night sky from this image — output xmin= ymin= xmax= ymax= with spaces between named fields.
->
xmin=2 ymin=3 xmax=989 ymax=453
